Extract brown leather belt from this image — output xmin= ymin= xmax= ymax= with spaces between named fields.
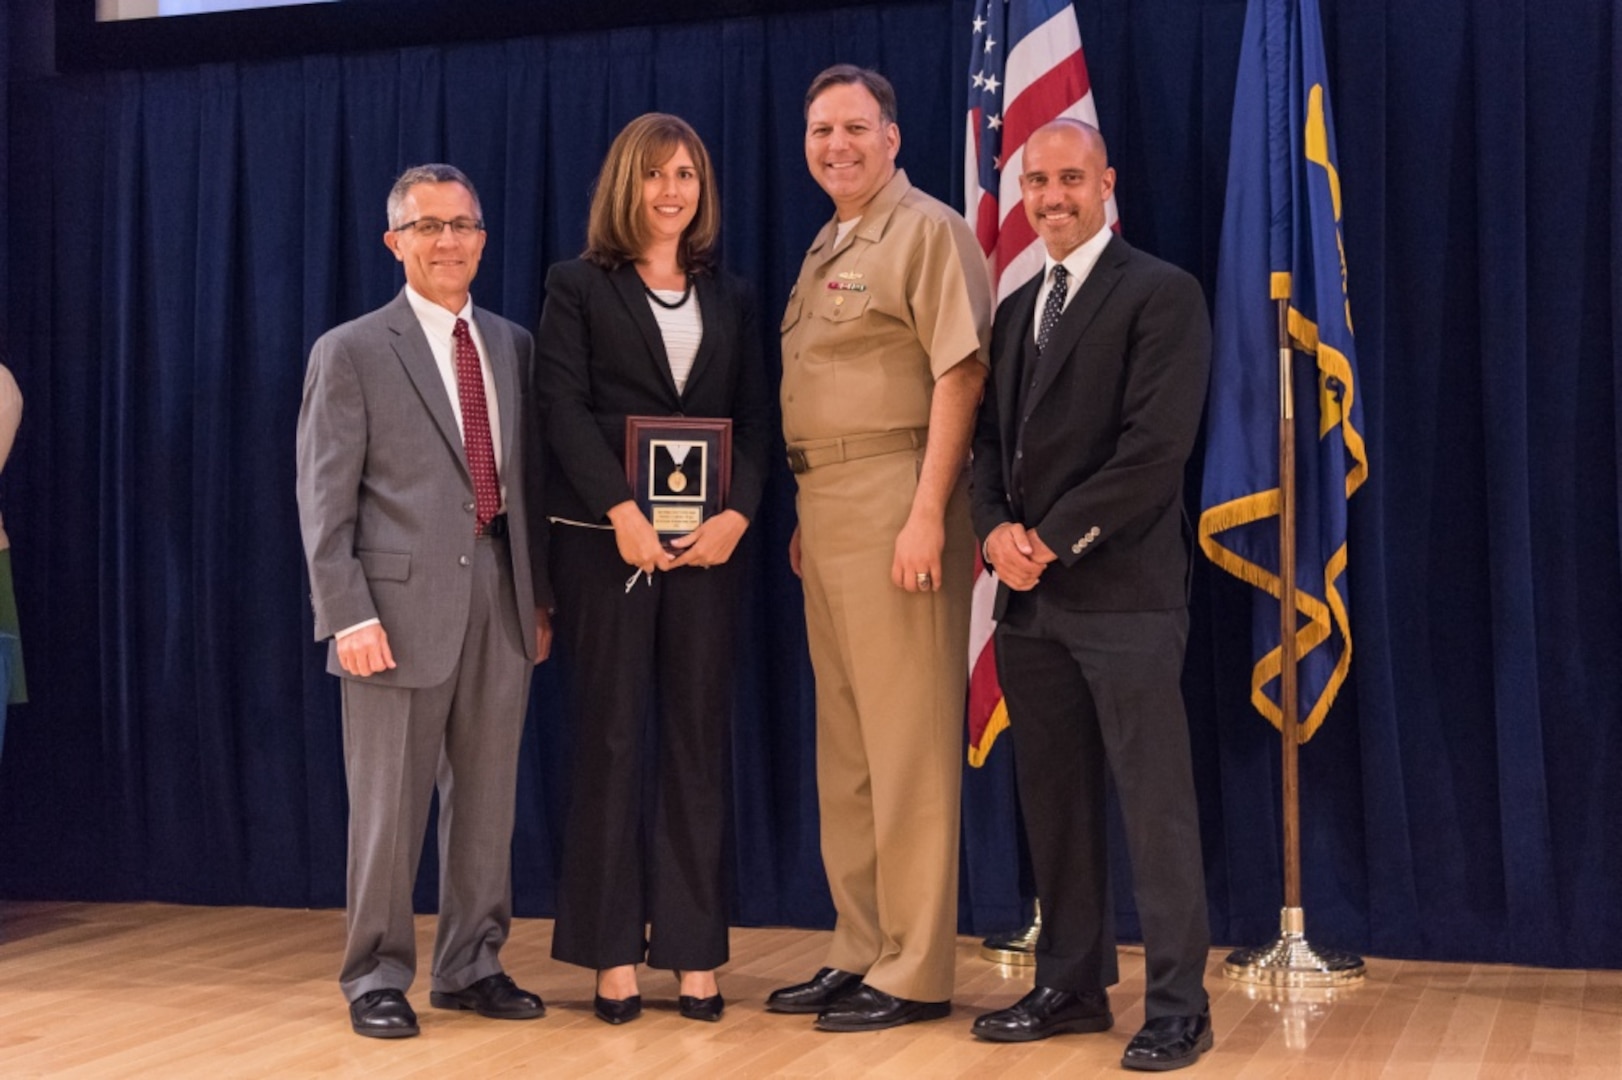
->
xmin=785 ymin=428 xmax=927 ymax=474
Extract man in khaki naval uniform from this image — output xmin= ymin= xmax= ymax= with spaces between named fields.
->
xmin=767 ymin=64 xmax=992 ymax=1033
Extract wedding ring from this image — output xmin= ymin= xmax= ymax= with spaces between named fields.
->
xmin=916 ymin=572 xmax=931 ymax=586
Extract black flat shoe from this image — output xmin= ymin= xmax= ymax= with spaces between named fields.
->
xmin=594 ymin=993 xmax=643 ymax=1025
xmin=1122 ymin=1008 xmax=1214 ymax=1071
xmin=971 ymin=985 xmax=1112 ymax=1042
xmin=679 ymin=992 xmax=725 ymax=1021
xmin=814 ymin=983 xmax=951 ymax=1032
xmin=349 ymin=987 xmax=419 ymax=1039
xmin=765 ymin=967 xmax=864 ymax=1014
xmin=429 ymin=972 xmax=545 ymax=1019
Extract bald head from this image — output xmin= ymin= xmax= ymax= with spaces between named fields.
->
xmin=1033 ymin=118 xmax=1109 ymax=163
xmin=1020 ymin=119 xmax=1116 ymax=260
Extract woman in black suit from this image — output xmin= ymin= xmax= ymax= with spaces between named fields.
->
xmin=537 ymin=113 xmax=769 ymax=1024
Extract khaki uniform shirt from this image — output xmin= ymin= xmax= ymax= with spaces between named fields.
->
xmin=780 ymin=169 xmax=991 ymax=444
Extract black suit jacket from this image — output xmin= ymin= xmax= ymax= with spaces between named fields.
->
xmin=536 ymin=259 xmax=771 ymax=528
xmin=971 ymin=235 xmax=1211 ymax=615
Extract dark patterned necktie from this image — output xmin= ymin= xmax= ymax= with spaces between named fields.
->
xmin=1036 ymin=264 xmax=1069 ymax=353
xmin=453 ymin=318 xmax=500 ymax=534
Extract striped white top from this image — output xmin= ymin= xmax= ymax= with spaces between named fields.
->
xmin=647 ymin=290 xmax=704 ymax=394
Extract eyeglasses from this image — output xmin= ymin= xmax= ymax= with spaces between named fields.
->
xmin=393 ymin=217 xmax=485 ymax=238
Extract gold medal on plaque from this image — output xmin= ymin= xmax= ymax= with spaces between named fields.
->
xmin=665 ymin=441 xmax=695 ymax=494
xmin=626 ymin=418 xmax=733 ymax=552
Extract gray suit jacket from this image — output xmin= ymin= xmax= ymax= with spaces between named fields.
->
xmin=296 ymin=288 xmax=550 ymax=687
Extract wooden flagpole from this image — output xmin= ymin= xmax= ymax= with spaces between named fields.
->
xmin=1223 ymin=299 xmax=1364 ymax=987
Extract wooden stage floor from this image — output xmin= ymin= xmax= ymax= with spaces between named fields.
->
xmin=1 ymin=901 xmax=1618 ymax=1078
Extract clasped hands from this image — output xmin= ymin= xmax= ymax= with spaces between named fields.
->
xmin=610 ymin=500 xmax=747 ymax=581
xmin=983 ymin=521 xmax=1057 ymax=591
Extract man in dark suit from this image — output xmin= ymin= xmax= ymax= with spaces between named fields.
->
xmin=968 ymin=120 xmax=1214 ymax=1071
xmin=296 ymin=164 xmax=552 ymax=1039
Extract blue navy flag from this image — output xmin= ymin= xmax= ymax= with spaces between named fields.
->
xmin=1198 ymin=0 xmax=1369 ymax=741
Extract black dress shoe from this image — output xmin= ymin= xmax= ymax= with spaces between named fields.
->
xmin=349 ymin=988 xmax=419 ymax=1039
xmin=1121 ymin=1008 xmax=1214 ymax=1071
xmin=429 ymin=972 xmax=545 ymax=1019
xmin=971 ymin=986 xmax=1112 ymax=1042
xmin=814 ymin=983 xmax=951 ymax=1032
xmin=594 ymin=993 xmax=643 ymax=1025
xmin=679 ymin=992 xmax=725 ymax=1022
xmin=765 ymin=967 xmax=864 ymax=1014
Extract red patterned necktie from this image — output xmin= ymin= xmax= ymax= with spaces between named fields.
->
xmin=452 ymin=317 xmax=500 ymax=534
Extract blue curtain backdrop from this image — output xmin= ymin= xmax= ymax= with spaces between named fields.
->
xmin=3 ymin=0 xmax=1621 ymax=969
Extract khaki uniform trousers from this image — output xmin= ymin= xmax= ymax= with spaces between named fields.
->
xmin=796 ymin=446 xmax=973 ymax=1002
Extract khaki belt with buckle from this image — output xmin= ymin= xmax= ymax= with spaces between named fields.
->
xmin=786 ymin=428 xmax=927 ymax=474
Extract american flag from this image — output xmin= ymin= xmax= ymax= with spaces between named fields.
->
xmin=965 ymin=0 xmax=1119 ymax=303
xmin=964 ymin=0 xmax=1117 ymax=765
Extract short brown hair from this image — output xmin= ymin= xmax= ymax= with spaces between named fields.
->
xmin=804 ymin=64 xmax=898 ymax=126
xmin=583 ymin=113 xmax=719 ymax=273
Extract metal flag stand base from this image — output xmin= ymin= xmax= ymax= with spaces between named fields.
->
xmin=980 ymin=900 xmax=1040 ymax=966
xmin=1224 ymin=906 xmax=1365 ymax=987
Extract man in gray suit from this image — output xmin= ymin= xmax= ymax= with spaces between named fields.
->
xmin=296 ymin=163 xmax=552 ymax=1039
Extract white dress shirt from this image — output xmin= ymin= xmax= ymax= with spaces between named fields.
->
xmin=337 ymin=287 xmax=506 ymax=642
xmin=402 ymin=285 xmax=505 ymax=480
xmin=1031 ymin=223 xmax=1114 ymax=344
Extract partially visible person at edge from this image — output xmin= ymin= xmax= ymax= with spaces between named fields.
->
xmin=296 ymin=163 xmax=552 ymax=1040
xmin=0 ymin=360 xmax=25 ymax=763
xmin=968 ymin=119 xmax=1214 ymax=1071
xmin=768 ymin=64 xmax=992 ymax=1032
xmin=536 ymin=113 xmax=770 ymax=1026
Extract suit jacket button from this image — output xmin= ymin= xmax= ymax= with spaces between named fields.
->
xmin=459 ymin=555 xmax=470 ymax=567
xmin=465 ymin=501 xmax=475 ymax=513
